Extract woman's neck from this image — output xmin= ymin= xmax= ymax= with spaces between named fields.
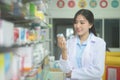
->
xmin=79 ymin=32 xmax=89 ymax=43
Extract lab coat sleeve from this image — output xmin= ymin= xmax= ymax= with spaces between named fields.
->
xmin=59 ymin=56 xmax=72 ymax=73
xmin=71 ymin=40 xmax=106 ymax=79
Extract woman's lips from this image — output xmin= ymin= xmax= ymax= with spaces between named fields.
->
xmin=76 ymin=29 xmax=82 ymax=33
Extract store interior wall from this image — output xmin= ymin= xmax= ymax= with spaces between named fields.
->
xmin=48 ymin=0 xmax=120 ymax=18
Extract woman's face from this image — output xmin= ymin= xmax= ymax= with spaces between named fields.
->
xmin=74 ymin=14 xmax=92 ymax=37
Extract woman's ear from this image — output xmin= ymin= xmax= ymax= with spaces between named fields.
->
xmin=89 ymin=24 xmax=93 ymax=29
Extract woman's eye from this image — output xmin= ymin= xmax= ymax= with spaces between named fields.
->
xmin=74 ymin=21 xmax=85 ymax=24
xmin=80 ymin=22 xmax=84 ymax=24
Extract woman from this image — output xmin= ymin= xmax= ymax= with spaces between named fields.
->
xmin=57 ymin=9 xmax=106 ymax=80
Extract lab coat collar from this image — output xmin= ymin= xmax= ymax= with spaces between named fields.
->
xmin=89 ymin=33 xmax=96 ymax=43
xmin=76 ymin=33 xmax=95 ymax=46
xmin=76 ymin=36 xmax=87 ymax=46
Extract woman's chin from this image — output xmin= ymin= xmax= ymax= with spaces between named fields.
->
xmin=77 ymin=32 xmax=83 ymax=36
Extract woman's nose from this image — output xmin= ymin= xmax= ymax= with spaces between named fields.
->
xmin=76 ymin=22 xmax=81 ymax=27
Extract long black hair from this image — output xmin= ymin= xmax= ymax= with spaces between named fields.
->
xmin=73 ymin=9 xmax=110 ymax=51
xmin=73 ymin=9 xmax=97 ymax=36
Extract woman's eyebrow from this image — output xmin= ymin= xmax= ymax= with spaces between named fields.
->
xmin=76 ymin=20 xmax=86 ymax=22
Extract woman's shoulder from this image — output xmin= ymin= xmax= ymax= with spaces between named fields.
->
xmin=90 ymin=33 xmax=106 ymax=44
xmin=93 ymin=35 xmax=106 ymax=45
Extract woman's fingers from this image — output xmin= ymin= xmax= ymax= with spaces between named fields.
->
xmin=66 ymin=71 xmax=72 ymax=78
xmin=57 ymin=36 xmax=66 ymax=49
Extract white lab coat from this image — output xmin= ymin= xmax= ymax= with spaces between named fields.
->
xmin=59 ymin=33 xmax=106 ymax=80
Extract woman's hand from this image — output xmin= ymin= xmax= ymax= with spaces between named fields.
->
xmin=57 ymin=36 xmax=67 ymax=51
xmin=57 ymin=36 xmax=67 ymax=60
xmin=66 ymin=71 xmax=72 ymax=78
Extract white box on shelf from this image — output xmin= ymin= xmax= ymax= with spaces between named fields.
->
xmin=0 ymin=19 xmax=14 ymax=47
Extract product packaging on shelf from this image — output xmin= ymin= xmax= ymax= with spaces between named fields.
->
xmin=0 ymin=19 xmax=14 ymax=47
xmin=0 ymin=53 xmax=5 ymax=80
xmin=48 ymin=56 xmax=55 ymax=68
xmin=11 ymin=46 xmax=33 ymax=79
xmin=32 ymin=43 xmax=45 ymax=65
xmin=14 ymin=27 xmax=29 ymax=45
xmin=11 ymin=55 xmax=20 ymax=80
xmin=0 ymin=52 xmax=13 ymax=80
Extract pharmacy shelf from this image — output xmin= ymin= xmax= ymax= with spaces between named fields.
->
xmin=0 ymin=0 xmax=51 ymax=80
